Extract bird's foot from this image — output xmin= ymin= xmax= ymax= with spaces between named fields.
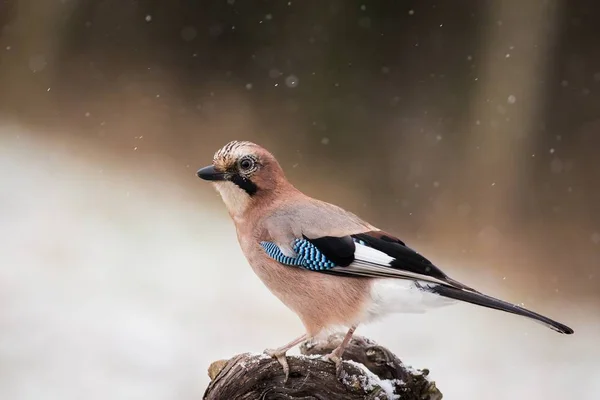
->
xmin=264 ymin=348 xmax=290 ymax=383
xmin=322 ymin=351 xmax=345 ymax=380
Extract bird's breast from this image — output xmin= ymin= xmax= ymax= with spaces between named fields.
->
xmin=238 ymin=240 xmax=373 ymax=334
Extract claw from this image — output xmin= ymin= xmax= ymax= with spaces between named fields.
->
xmin=323 ymin=352 xmax=345 ymax=379
xmin=264 ymin=348 xmax=290 ymax=383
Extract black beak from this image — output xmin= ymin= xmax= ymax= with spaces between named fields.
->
xmin=197 ymin=165 xmax=227 ymax=181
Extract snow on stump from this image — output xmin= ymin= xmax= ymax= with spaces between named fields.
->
xmin=203 ymin=334 xmax=443 ymax=400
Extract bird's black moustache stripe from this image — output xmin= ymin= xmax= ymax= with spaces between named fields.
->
xmin=230 ymin=174 xmax=258 ymax=196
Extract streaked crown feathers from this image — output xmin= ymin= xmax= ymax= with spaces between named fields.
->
xmin=213 ymin=141 xmax=257 ymax=168
xmin=213 ymin=140 xmax=256 ymax=161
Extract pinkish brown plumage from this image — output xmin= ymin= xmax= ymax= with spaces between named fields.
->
xmin=196 ymin=141 xmax=573 ymax=381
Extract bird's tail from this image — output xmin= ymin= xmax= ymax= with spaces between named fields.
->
xmin=429 ymin=285 xmax=574 ymax=334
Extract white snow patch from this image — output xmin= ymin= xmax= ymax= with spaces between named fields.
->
xmin=343 ymin=360 xmax=399 ymax=399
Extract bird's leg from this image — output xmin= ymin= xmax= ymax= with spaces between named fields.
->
xmin=264 ymin=333 xmax=308 ymax=383
xmin=323 ymin=325 xmax=357 ymax=378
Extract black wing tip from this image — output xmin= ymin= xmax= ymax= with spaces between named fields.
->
xmin=430 ymin=285 xmax=575 ymax=335
xmin=553 ymin=324 xmax=574 ymax=335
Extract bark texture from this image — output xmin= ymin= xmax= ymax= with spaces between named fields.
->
xmin=203 ymin=334 xmax=443 ymax=400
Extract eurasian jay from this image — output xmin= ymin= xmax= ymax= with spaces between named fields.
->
xmin=197 ymin=140 xmax=574 ymax=380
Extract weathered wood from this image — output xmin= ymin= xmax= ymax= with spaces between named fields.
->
xmin=203 ymin=334 xmax=443 ymax=400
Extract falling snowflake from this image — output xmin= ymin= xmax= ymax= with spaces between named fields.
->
xmin=285 ymin=75 xmax=299 ymax=88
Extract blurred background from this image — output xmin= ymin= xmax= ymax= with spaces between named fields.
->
xmin=1 ymin=0 xmax=599 ymax=399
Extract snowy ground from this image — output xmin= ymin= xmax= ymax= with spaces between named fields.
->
xmin=1 ymin=126 xmax=598 ymax=400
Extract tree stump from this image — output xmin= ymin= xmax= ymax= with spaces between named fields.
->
xmin=203 ymin=334 xmax=443 ymax=399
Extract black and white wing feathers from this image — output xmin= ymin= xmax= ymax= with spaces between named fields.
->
xmin=305 ymin=230 xmax=477 ymax=291
xmin=260 ymin=229 xmax=573 ymax=334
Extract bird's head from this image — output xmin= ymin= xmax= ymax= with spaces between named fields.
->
xmin=197 ymin=141 xmax=289 ymax=216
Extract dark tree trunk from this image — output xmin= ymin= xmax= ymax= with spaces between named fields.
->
xmin=203 ymin=334 xmax=443 ymax=400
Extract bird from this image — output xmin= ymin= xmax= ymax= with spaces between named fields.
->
xmin=196 ymin=140 xmax=574 ymax=380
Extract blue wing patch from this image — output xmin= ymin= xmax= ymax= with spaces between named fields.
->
xmin=260 ymin=239 xmax=336 ymax=270
xmin=260 ymin=238 xmax=367 ymax=271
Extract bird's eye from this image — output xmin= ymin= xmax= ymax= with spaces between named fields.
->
xmin=239 ymin=157 xmax=254 ymax=171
